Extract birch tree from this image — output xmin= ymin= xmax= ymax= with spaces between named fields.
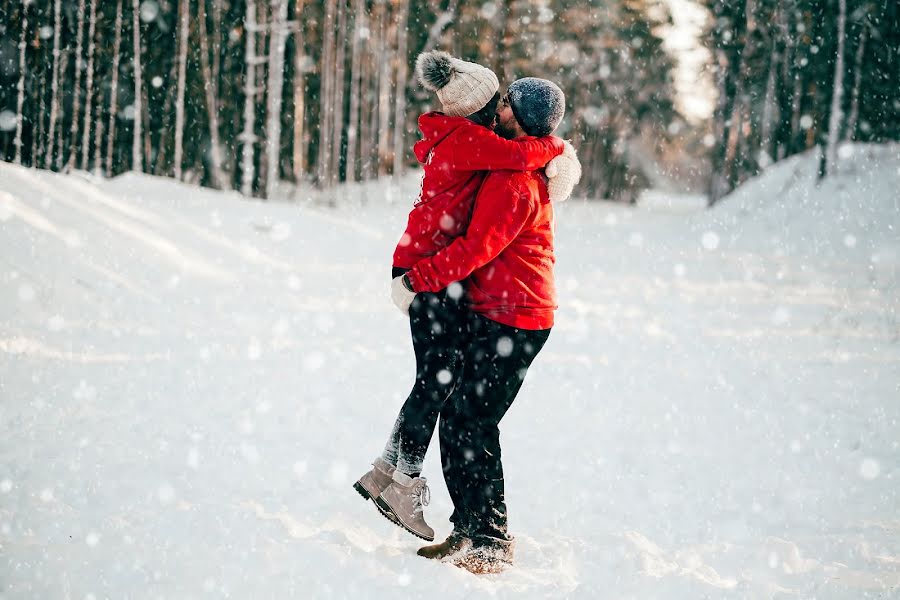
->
xmin=240 ymin=0 xmax=259 ymax=195
xmin=14 ymin=0 xmax=29 ymax=165
xmin=292 ymin=0 xmax=307 ymax=183
xmin=132 ymin=0 xmax=143 ymax=172
xmin=376 ymin=0 xmax=393 ymax=176
xmin=66 ymin=0 xmax=87 ymax=172
xmin=359 ymin=0 xmax=377 ymax=181
xmin=106 ymin=0 xmax=123 ymax=175
xmin=345 ymin=0 xmax=365 ymax=182
xmin=198 ymin=0 xmax=226 ymax=188
xmin=845 ymin=19 xmax=868 ymax=142
xmin=174 ymin=0 xmax=190 ymax=180
xmin=330 ymin=0 xmax=347 ymax=186
xmin=45 ymin=0 xmax=62 ymax=169
xmin=824 ymin=0 xmax=847 ymax=178
xmin=80 ymin=0 xmax=98 ymax=171
xmin=392 ymin=0 xmax=410 ymax=177
xmin=265 ymin=0 xmax=289 ymax=199
xmin=317 ymin=0 xmax=338 ymax=186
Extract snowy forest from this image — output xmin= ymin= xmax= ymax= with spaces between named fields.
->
xmin=0 ymin=0 xmax=897 ymax=202
xmin=2 ymin=0 xmax=900 ymax=597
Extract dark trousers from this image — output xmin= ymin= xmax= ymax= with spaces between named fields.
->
xmin=382 ymin=267 xmax=469 ymax=476
xmin=438 ymin=314 xmax=551 ymax=544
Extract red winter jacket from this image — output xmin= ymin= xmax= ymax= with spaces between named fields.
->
xmin=392 ymin=112 xmax=563 ymax=269
xmin=406 ymin=167 xmax=557 ymax=330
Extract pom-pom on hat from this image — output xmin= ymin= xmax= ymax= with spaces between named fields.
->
xmin=415 ymin=51 xmax=500 ymax=118
xmin=506 ymin=77 xmax=566 ymax=137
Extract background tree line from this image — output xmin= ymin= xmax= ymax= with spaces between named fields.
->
xmin=0 ymin=0 xmax=678 ymax=201
xmin=0 ymin=0 xmax=896 ymax=203
xmin=702 ymin=0 xmax=899 ymax=202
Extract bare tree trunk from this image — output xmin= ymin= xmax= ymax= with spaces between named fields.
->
xmin=45 ymin=0 xmax=62 ymax=169
xmin=240 ymin=0 xmax=259 ymax=195
xmin=153 ymin=58 xmax=179 ymax=175
xmin=292 ymin=0 xmax=307 ymax=183
xmin=264 ymin=0 xmax=289 ymax=199
xmin=317 ymin=0 xmax=338 ymax=186
xmin=92 ymin=103 xmax=104 ymax=175
xmin=34 ymin=39 xmax=47 ymax=164
xmin=368 ymin=0 xmax=386 ymax=179
xmin=344 ymin=0 xmax=364 ymax=183
xmin=211 ymin=0 xmax=222 ymax=86
xmin=376 ymin=0 xmax=393 ymax=177
xmin=132 ymin=0 xmax=143 ymax=172
xmin=760 ymin=39 xmax=780 ymax=163
xmin=54 ymin=51 xmax=69 ymax=169
xmin=391 ymin=0 xmax=410 ymax=177
xmin=106 ymin=0 xmax=123 ymax=175
xmin=66 ymin=0 xmax=87 ymax=172
xmin=173 ymin=0 xmax=189 ymax=180
xmin=359 ymin=3 xmax=376 ymax=182
xmin=79 ymin=0 xmax=98 ymax=171
xmin=198 ymin=0 xmax=226 ymax=188
xmin=142 ymin=80 xmax=151 ymax=168
xmin=824 ymin=0 xmax=847 ymax=178
xmin=14 ymin=0 xmax=29 ymax=165
xmin=330 ymin=0 xmax=347 ymax=185
xmin=845 ymin=21 xmax=867 ymax=142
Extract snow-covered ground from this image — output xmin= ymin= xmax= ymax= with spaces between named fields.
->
xmin=1 ymin=145 xmax=898 ymax=599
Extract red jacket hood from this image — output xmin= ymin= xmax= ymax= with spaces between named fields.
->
xmin=413 ymin=112 xmax=479 ymax=163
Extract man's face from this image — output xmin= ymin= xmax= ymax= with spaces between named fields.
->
xmin=494 ymin=93 xmax=523 ymax=140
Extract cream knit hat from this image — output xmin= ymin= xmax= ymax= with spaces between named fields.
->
xmin=415 ymin=51 xmax=499 ymax=117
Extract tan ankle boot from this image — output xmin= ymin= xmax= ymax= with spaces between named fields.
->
xmin=417 ymin=532 xmax=470 ymax=560
xmin=353 ymin=458 xmax=398 ymax=523
xmin=376 ymin=471 xmax=435 ymax=541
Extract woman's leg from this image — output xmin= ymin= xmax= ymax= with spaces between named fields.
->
xmin=381 ymin=279 xmax=468 ymax=476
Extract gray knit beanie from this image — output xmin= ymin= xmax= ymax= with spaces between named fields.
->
xmin=506 ymin=77 xmax=566 ymax=137
xmin=415 ymin=51 xmax=500 ymax=117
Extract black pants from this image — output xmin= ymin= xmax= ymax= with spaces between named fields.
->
xmin=382 ymin=267 xmax=469 ymax=475
xmin=438 ymin=313 xmax=551 ymax=544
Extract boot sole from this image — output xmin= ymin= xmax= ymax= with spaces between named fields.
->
xmin=353 ymin=482 xmax=401 ymax=526
xmin=375 ymin=496 xmax=435 ymax=542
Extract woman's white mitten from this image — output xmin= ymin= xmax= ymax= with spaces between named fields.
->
xmin=390 ymin=275 xmax=417 ymax=315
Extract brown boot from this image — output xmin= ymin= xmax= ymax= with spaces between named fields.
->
xmin=451 ymin=538 xmax=514 ymax=575
xmin=417 ymin=532 xmax=470 ymax=560
xmin=353 ymin=458 xmax=398 ymax=524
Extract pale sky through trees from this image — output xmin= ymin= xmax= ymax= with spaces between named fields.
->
xmin=661 ymin=0 xmax=715 ymax=122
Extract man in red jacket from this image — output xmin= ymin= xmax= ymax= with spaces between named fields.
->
xmin=394 ymin=77 xmax=580 ymax=573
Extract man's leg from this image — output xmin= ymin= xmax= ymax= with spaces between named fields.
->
xmin=439 ymin=315 xmax=551 ymax=547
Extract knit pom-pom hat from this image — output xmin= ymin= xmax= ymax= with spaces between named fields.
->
xmin=416 ymin=51 xmax=500 ymax=118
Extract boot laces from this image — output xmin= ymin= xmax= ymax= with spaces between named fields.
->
xmin=412 ymin=479 xmax=431 ymax=511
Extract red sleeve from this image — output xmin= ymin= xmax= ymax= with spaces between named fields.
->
xmin=406 ymin=174 xmax=534 ymax=293
xmin=442 ymin=126 xmax=564 ymax=172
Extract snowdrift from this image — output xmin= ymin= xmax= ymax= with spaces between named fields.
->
xmin=698 ymin=143 xmax=900 ymax=276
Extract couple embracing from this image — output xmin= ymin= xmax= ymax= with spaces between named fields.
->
xmin=354 ymin=50 xmax=581 ymax=575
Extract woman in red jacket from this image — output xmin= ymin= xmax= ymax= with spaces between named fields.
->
xmin=354 ymin=52 xmax=571 ymax=541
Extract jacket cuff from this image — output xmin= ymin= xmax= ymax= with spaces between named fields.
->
xmin=402 ymin=274 xmax=415 ymax=292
